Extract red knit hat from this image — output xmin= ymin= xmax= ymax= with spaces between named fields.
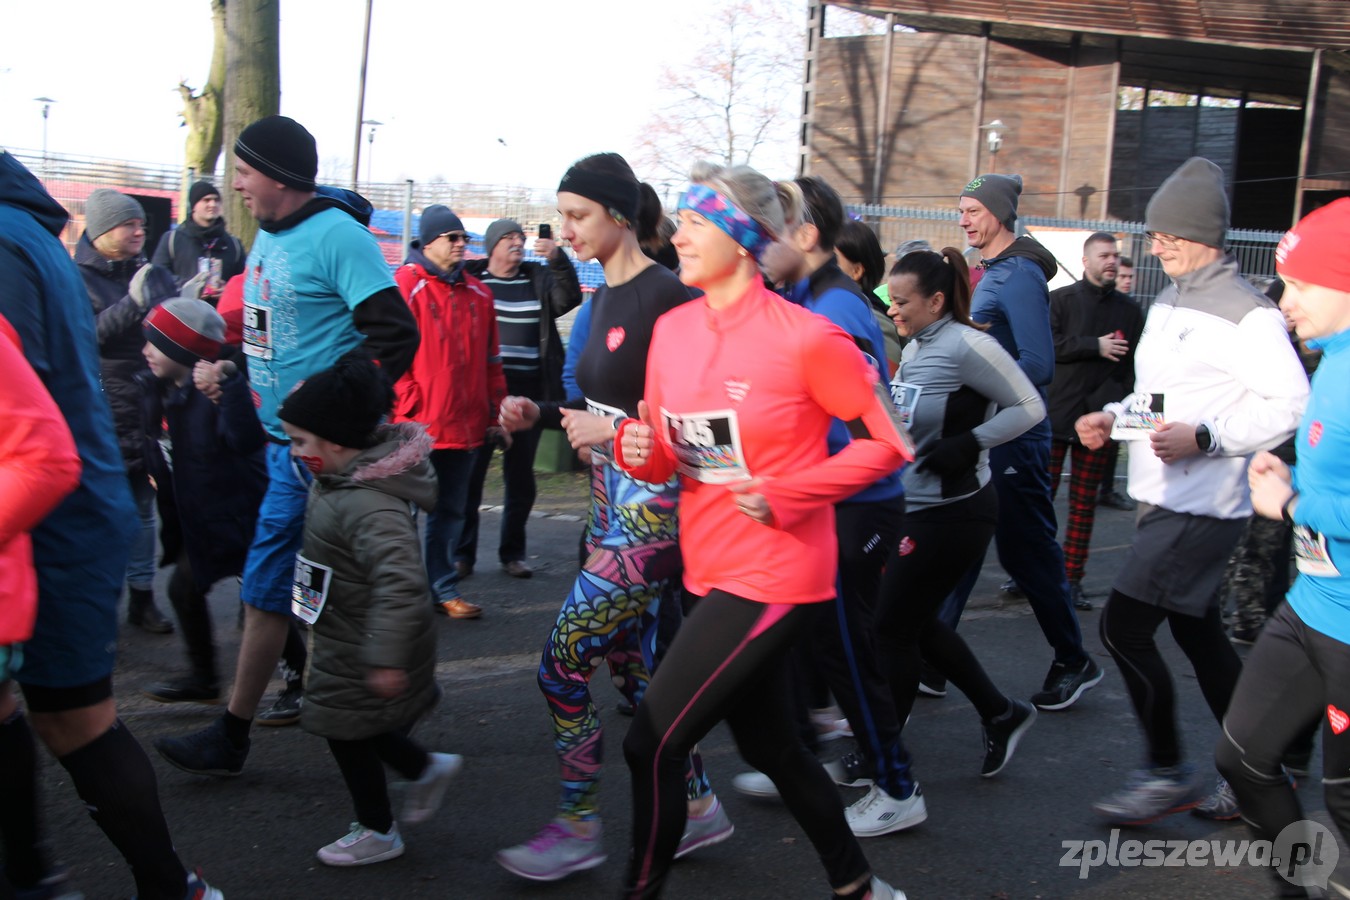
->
xmin=144 ymin=298 xmax=225 ymax=366
xmin=1276 ymin=198 xmax=1350 ymax=293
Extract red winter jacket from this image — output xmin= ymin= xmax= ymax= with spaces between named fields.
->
xmin=0 ymin=314 xmax=82 ymax=646
xmin=392 ymin=250 xmax=506 ymax=449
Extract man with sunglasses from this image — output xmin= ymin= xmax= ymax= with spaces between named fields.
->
xmin=391 ymin=205 xmax=506 ymax=620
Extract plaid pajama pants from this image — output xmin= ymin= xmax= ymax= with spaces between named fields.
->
xmin=1049 ymin=439 xmax=1111 ymax=584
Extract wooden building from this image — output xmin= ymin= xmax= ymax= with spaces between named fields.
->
xmin=803 ymin=1 xmax=1350 ymax=228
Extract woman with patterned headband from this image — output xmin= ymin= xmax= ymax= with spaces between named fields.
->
xmin=495 ymin=153 xmax=731 ymax=882
xmin=615 ymin=162 xmax=911 ymax=900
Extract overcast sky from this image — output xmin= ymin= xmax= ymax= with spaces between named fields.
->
xmin=1 ymin=0 xmax=811 ymax=191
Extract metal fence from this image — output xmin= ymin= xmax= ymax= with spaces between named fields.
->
xmin=848 ymin=203 xmax=1286 ymax=305
xmin=11 ymin=149 xmax=1284 ymax=304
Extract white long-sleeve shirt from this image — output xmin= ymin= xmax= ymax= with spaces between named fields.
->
xmin=1107 ymin=255 xmax=1308 ymax=519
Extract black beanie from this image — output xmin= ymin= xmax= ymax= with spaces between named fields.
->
xmin=189 ymin=180 xmax=221 ymax=209
xmin=235 ymin=116 xmax=318 ymax=192
xmin=278 ymin=356 xmax=394 ymax=449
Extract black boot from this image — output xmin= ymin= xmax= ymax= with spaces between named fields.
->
xmin=126 ymin=588 xmax=173 ymax=634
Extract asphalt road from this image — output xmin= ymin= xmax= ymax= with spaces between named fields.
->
xmin=21 ymin=481 xmax=1330 ymax=900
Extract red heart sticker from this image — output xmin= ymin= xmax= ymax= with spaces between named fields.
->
xmin=1328 ymin=704 xmax=1349 ymax=735
xmin=606 ymin=327 xmax=626 ymax=352
xmin=1309 ymin=421 xmax=1323 ymax=448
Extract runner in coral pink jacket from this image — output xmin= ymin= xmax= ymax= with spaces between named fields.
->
xmin=615 ymin=163 xmax=911 ymax=900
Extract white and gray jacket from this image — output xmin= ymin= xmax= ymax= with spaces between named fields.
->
xmin=891 ymin=315 xmax=1045 ymax=512
xmin=1105 ymin=254 xmax=1307 ymax=519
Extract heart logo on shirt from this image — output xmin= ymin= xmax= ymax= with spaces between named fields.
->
xmin=725 ymin=378 xmax=751 ymax=404
xmin=898 ymin=536 xmax=916 ymax=557
xmin=1328 ymin=704 xmax=1349 ymax=735
xmin=1309 ymin=421 xmax=1323 ymax=448
xmin=606 ymin=327 xmax=625 ymax=352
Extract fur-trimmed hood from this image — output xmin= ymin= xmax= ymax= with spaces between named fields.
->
xmin=317 ymin=421 xmax=437 ymax=512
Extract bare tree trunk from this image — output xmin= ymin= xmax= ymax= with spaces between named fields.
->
xmin=223 ymin=0 xmax=280 ymax=250
xmin=178 ymin=0 xmax=228 ymax=214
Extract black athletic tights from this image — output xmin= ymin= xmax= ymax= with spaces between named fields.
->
xmin=326 ymin=731 xmax=429 ymax=834
xmin=1099 ymin=590 xmax=1241 ymax=768
xmin=621 ymin=590 xmax=871 ymax=899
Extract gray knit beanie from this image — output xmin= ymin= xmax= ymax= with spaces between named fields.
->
xmin=85 ymin=189 xmax=145 ymax=240
xmin=1144 ymin=157 xmax=1230 ymax=249
xmin=483 ymin=219 xmax=524 ymax=256
xmin=960 ymin=174 xmax=1022 ymax=231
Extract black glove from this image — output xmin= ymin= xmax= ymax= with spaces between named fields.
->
xmin=918 ymin=430 xmax=981 ymax=478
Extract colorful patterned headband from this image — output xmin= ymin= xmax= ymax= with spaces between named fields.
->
xmin=677 ymin=184 xmax=774 ymax=261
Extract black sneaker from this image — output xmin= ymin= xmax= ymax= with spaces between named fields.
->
xmin=256 ymin=684 xmax=302 ymax=727
xmin=981 ymin=699 xmax=1037 ymax=777
xmin=1099 ymin=490 xmax=1137 ymax=511
xmin=1069 ymin=581 xmax=1093 ymax=611
xmin=154 ymin=717 xmax=248 ymax=777
xmin=823 ymin=751 xmax=875 ymax=788
xmin=142 ymin=676 xmax=221 ymax=705
xmin=1030 ymin=658 xmax=1104 ymax=711
xmin=917 ymin=662 xmax=947 ymax=698
xmin=999 ymin=578 xmax=1024 ymax=598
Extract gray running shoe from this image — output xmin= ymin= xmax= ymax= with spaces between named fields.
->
xmin=496 ymin=819 xmax=607 ymax=882
xmin=1191 ymin=777 xmax=1241 ymax=821
xmin=1092 ymin=766 xmax=1204 ymax=825
xmin=316 ymin=822 xmax=404 ymax=867
xmin=675 ymin=795 xmax=734 ymax=858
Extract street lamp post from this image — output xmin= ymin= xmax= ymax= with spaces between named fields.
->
xmin=362 ymin=119 xmax=382 ymax=189
xmin=34 ymin=97 xmax=56 ymax=176
xmin=979 ymin=119 xmax=1010 ymax=173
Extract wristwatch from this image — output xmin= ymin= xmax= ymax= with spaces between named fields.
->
xmin=1282 ymin=492 xmax=1299 ymax=526
xmin=1194 ymin=424 xmax=1215 ymax=453
xmin=611 ymin=414 xmax=628 ymax=435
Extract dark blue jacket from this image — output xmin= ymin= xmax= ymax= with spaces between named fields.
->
xmin=0 ymin=152 xmax=136 ymax=653
xmin=788 ymin=258 xmax=905 ymax=504
xmin=138 ymin=365 xmax=268 ymax=591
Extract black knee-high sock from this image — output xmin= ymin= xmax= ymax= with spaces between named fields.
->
xmin=58 ymin=719 xmax=187 ymax=900
xmin=0 ymin=708 xmax=46 ymax=888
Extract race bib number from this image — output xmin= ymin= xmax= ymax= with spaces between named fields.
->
xmin=584 ymin=397 xmax=626 ymax=462
xmin=1293 ymin=526 xmax=1342 ymax=578
xmin=661 ymin=407 xmax=750 ymax=484
xmin=889 ymin=380 xmax=923 ymax=429
xmin=1111 ymin=391 xmax=1165 ymax=441
xmin=292 ymin=553 xmax=333 ymax=624
xmin=242 ymin=303 xmax=273 ymax=360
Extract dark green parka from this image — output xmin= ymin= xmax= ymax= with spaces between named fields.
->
xmin=297 ymin=422 xmax=439 ymax=740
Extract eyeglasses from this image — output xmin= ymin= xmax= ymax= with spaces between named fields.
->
xmin=440 ymin=232 xmax=470 ymax=244
xmin=1145 ymin=232 xmax=1181 ymax=250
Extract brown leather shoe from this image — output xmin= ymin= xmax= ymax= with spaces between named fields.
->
xmin=437 ymin=597 xmax=482 ymax=619
xmin=501 ymin=560 xmax=533 ymax=579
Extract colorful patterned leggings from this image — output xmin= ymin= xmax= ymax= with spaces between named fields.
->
xmin=537 ymin=458 xmax=710 ymax=822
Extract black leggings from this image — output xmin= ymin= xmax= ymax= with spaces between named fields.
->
xmin=166 ymin=552 xmax=215 ymax=681
xmin=876 ymin=485 xmax=1010 ymax=732
xmin=1099 ymin=591 xmax=1241 ymax=769
xmin=621 ymin=590 xmax=870 ymax=899
xmin=1217 ymin=602 xmax=1350 ymax=846
xmin=326 ymin=731 xmax=429 ymax=834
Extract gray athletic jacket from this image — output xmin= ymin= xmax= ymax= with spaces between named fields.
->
xmin=891 ymin=314 xmax=1045 ymax=511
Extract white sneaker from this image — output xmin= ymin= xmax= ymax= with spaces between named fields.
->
xmin=731 ymin=770 xmax=779 ymax=799
xmin=868 ymin=875 xmax=907 ymax=899
xmin=400 ymin=752 xmax=463 ymax=825
xmin=316 ymin=822 xmax=405 ymax=866
xmin=846 ymin=784 xmax=928 ymax=837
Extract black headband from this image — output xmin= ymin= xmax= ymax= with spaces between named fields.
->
xmin=557 ymin=167 xmax=640 ymax=223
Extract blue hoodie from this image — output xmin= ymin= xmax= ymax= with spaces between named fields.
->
xmin=0 ymin=152 xmax=136 ymax=683
xmin=787 ymin=258 xmax=905 ymax=504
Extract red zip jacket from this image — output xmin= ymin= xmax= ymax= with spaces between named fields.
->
xmin=0 ymin=315 xmax=82 ymax=645
xmin=392 ymin=253 xmax=506 ymax=449
xmin=618 ymin=282 xmax=912 ymax=604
